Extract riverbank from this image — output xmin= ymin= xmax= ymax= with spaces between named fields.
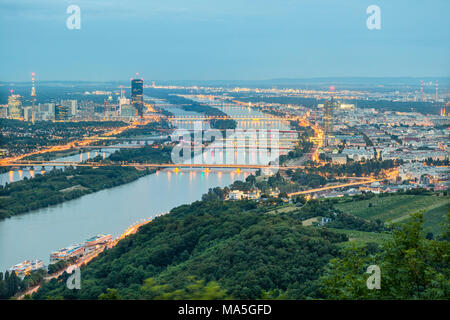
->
xmin=23 ymin=148 xmax=82 ymax=161
xmin=0 ymin=119 xmax=128 ymax=161
xmin=0 ymin=166 xmax=155 ymax=220
xmin=0 ymin=102 xmax=289 ymax=278
xmin=0 ymin=143 xmax=173 ymax=220
xmin=16 ymin=217 xmax=155 ymax=300
xmin=147 ymin=92 xmax=237 ymax=129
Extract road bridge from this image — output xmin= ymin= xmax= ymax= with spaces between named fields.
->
xmin=167 ymin=116 xmax=297 ymax=121
xmin=1 ymin=160 xmax=304 ymax=170
xmin=287 ymin=179 xmax=382 ymax=197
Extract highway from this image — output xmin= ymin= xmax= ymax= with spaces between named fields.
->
xmin=168 ymin=115 xmax=298 ymax=121
xmin=16 ymin=217 xmax=155 ymax=300
xmin=287 ymin=178 xmax=382 ymax=197
xmin=0 ymin=120 xmax=145 ymax=167
xmin=1 ymin=160 xmax=306 ymax=170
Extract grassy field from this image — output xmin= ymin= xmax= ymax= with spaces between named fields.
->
xmin=334 ymin=194 xmax=449 ymax=235
xmin=326 ymin=228 xmax=392 ymax=247
xmin=421 ymin=202 xmax=449 ymax=235
xmin=266 ymin=205 xmax=298 ymax=215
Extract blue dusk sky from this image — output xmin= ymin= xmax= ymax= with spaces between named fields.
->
xmin=0 ymin=0 xmax=449 ymax=81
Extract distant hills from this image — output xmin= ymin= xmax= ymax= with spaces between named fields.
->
xmin=1 ymin=77 xmax=449 ymax=89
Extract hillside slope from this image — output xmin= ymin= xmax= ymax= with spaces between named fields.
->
xmin=33 ymin=200 xmax=347 ymax=300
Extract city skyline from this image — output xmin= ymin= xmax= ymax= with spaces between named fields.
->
xmin=0 ymin=0 xmax=448 ymax=306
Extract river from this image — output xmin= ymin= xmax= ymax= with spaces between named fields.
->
xmin=0 ymin=100 xmax=293 ymax=272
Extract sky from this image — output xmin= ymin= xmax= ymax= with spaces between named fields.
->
xmin=0 ymin=0 xmax=449 ymax=81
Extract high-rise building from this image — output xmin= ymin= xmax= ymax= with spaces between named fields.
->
xmin=131 ymin=78 xmax=144 ymax=118
xmin=8 ymin=93 xmax=22 ymax=119
xmin=0 ymin=105 xmax=7 ymax=118
xmin=60 ymin=100 xmax=78 ymax=118
xmin=31 ymin=72 xmax=36 ymax=124
xmin=323 ymin=97 xmax=339 ymax=146
xmin=323 ymin=97 xmax=334 ymax=135
xmin=55 ymin=105 xmax=69 ymax=121
xmin=94 ymin=104 xmax=105 ymax=114
xmin=23 ymin=106 xmax=33 ymax=122
xmin=104 ymin=100 xmax=118 ymax=118
xmin=37 ymin=103 xmax=55 ymax=121
xmin=120 ymin=104 xmax=137 ymax=119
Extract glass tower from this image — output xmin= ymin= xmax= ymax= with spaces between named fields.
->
xmin=131 ymin=79 xmax=144 ymax=118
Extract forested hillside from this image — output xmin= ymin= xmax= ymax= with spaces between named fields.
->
xmin=31 ymin=189 xmax=449 ymax=300
xmin=33 ymin=200 xmax=347 ymax=299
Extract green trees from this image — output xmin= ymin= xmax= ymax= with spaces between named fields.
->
xmin=319 ymin=244 xmax=373 ymax=299
xmin=115 ymin=121 xmax=171 ymax=138
xmin=106 ymin=145 xmax=172 ymax=164
xmin=0 ymin=269 xmax=47 ymax=300
xmin=149 ymin=93 xmax=237 ymax=129
xmin=288 ymin=171 xmax=327 ymax=188
xmin=0 ymin=166 xmax=151 ymax=220
xmin=99 ymin=288 xmax=121 ymax=300
xmin=27 ymin=190 xmax=449 ymax=300
xmin=32 ymin=200 xmax=347 ymax=300
xmin=326 ymin=212 xmax=386 ymax=232
xmin=306 ymin=159 xmax=398 ymax=177
xmin=47 ymin=261 xmax=68 ymax=274
xmin=0 ymin=141 xmax=172 ymax=220
xmin=141 ymin=277 xmax=229 ymax=300
xmin=201 ymin=187 xmax=226 ymax=201
xmin=0 ymin=271 xmax=22 ymax=299
xmin=210 ymin=119 xmax=237 ymax=130
xmin=319 ymin=213 xmax=450 ymax=299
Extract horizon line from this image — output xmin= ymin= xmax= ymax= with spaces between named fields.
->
xmin=1 ymin=76 xmax=450 ymax=84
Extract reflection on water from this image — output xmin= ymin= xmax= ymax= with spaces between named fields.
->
xmin=0 ymin=144 xmax=143 ymax=187
xmin=0 ymin=101 xmax=290 ymax=272
xmin=0 ymin=168 xmax=251 ymax=271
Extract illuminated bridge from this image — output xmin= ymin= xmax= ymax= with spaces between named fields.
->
xmin=167 ymin=116 xmax=298 ymax=121
xmin=1 ymin=160 xmax=303 ymax=170
xmin=155 ymin=128 xmax=302 ymax=134
xmin=3 ymin=161 xmax=382 ymax=196
xmin=287 ymin=178 xmax=382 ymax=197
xmin=74 ymin=145 xmax=143 ymax=149
xmin=77 ymin=143 xmax=297 ymax=150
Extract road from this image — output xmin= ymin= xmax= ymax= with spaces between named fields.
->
xmin=287 ymin=178 xmax=382 ymax=197
xmin=1 ymin=161 xmax=308 ymax=170
xmin=16 ymin=218 xmax=154 ymax=300
xmin=0 ymin=120 xmax=145 ymax=167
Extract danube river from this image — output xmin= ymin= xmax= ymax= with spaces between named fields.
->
xmin=0 ymin=102 xmax=293 ymax=272
xmin=0 ymin=149 xmax=113 ymax=186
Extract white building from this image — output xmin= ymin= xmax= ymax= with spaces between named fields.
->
xmin=341 ymin=147 xmax=375 ymax=161
xmin=228 ymin=190 xmax=244 ymax=200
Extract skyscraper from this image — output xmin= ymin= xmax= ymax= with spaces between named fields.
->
xmin=323 ymin=97 xmax=335 ymax=135
xmin=131 ymin=77 xmax=144 ymax=118
xmin=55 ymin=105 xmax=69 ymax=121
xmin=8 ymin=93 xmax=22 ymax=119
xmin=323 ymin=96 xmax=339 ymax=146
xmin=30 ymin=72 xmax=37 ymax=124
xmin=60 ymin=100 xmax=78 ymax=118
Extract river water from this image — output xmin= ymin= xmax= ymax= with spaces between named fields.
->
xmin=0 ymin=101 xmax=293 ymax=272
xmin=0 ymin=149 xmax=113 ymax=187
